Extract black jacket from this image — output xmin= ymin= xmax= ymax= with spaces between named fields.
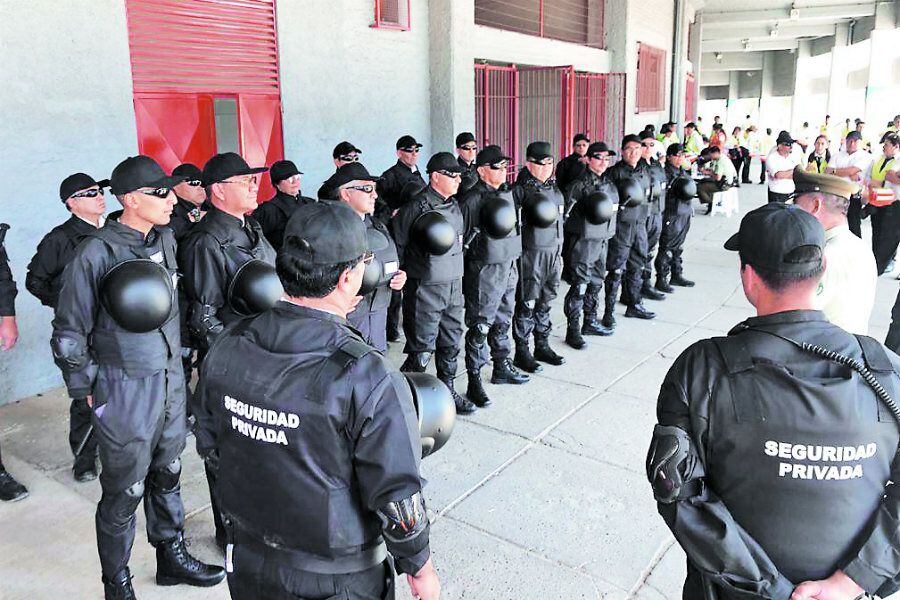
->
xmin=555 ymin=152 xmax=587 ymax=193
xmin=168 ymin=197 xmax=211 ymax=243
xmin=458 ymin=180 xmax=522 ymax=265
xmin=457 ymin=156 xmax=478 ymax=196
xmin=0 ymin=225 xmax=16 ymax=317
xmin=195 ymin=302 xmax=429 ymax=575
xmin=26 ymin=215 xmax=97 ymax=309
xmin=378 ymin=160 xmax=426 ymax=212
xmin=564 ymin=169 xmax=618 ymax=240
xmin=392 ymin=186 xmax=464 ymax=283
xmin=604 ymin=160 xmax=652 ymax=224
xmin=178 ymin=206 xmax=276 ymax=348
xmin=51 ymin=221 xmax=180 ymax=398
xmin=655 ymin=310 xmax=900 ymax=599
xmin=664 ymin=162 xmax=693 ymax=217
xmin=512 ymin=169 xmax=564 ymax=251
xmin=251 ymin=191 xmax=315 ymax=251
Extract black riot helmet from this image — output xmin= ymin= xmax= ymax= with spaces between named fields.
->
xmin=616 ymin=178 xmax=647 ymax=208
xmin=404 ymin=372 xmax=456 ymax=458
xmin=670 ymin=177 xmax=697 ymax=203
xmin=228 ymin=259 xmax=284 ymax=317
xmin=581 ymin=190 xmax=617 ymax=225
xmin=100 ymin=259 xmax=174 ymax=333
xmin=480 ymin=195 xmax=517 ymax=238
xmin=358 ymin=228 xmax=391 ymax=296
xmin=411 ymin=210 xmax=456 ymax=255
xmin=522 ymin=193 xmax=558 ymax=228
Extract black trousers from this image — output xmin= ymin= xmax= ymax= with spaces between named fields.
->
xmin=348 ymin=304 xmax=389 ymax=352
xmin=463 ymin=260 xmax=518 ymax=372
xmin=92 ymin=361 xmax=187 ymax=578
xmin=871 ymin=203 xmax=900 ymax=274
xmin=514 ymin=248 xmax=561 ymax=344
xmin=642 ymin=212 xmax=663 ymax=283
xmin=696 ymin=180 xmax=722 ymax=206
xmin=386 ymin=290 xmax=402 ymax=338
xmin=886 ymin=287 xmax=900 ymax=354
xmin=562 ymin=233 xmax=608 ymax=321
xmin=741 ymin=149 xmax=752 ymax=182
xmin=227 ymin=542 xmax=393 ymax=600
xmin=848 ymin=195 xmax=863 ymax=237
xmin=605 ymin=219 xmax=648 ymax=307
xmin=402 ymin=278 xmax=463 ymax=378
xmin=655 ymin=212 xmax=692 ymax=280
xmin=69 ymin=396 xmax=97 ymax=465
xmin=767 ymin=190 xmax=791 ymax=203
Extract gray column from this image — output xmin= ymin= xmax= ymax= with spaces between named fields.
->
xmin=428 ymin=0 xmax=476 ymax=152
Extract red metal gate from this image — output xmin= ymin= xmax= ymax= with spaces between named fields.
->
xmin=475 ymin=64 xmax=519 ymax=176
xmin=125 ymin=0 xmax=284 ymax=201
xmin=573 ymin=72 xmax=626 ymax=152
xmin=518 ymin=66 xmax=575 ymax=165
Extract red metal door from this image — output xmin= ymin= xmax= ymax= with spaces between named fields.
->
xmin=134 ymin=94 xmax=217 ymax=174
xmin=573 ymin=72 xmax=626 ymax=150
xmin=517 ymin=65 xmax=574 ymax=162
xmin=475 ymin=64 xmax=519 ymax=177
xmin=239 ymin=95 xmax=284 ymax=200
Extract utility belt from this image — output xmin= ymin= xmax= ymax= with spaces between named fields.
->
xmin=226 ymin=519 xmax=388 ymax=576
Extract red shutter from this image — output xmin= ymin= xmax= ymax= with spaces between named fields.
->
xmin=475 ymin=64 xmax=520 ymax=177
xmin=636 ymin=43 xmax=666 ymax=113
xmin=573 ymin=73 xmax=626 ymax=149
xmin=134 ymin=94 xmax=217 ymax=174
xmin=373 ymin=0 xmax=411 ymax=30
xmin=239 ymin=95 xmax=284 ymax=200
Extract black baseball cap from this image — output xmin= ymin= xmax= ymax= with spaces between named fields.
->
xmin=331 ymin=162 xmax=382 ymax=188
xmin=776 ymin=131 xmax=796 ymax=146
xmin=526 ymin=141 xmax=553 ymax=161
xmin=426 ymin=152 xmax=464 ymax=174
xmin=587 ymin=142 xmax=616 ymax=158
xmin=456 ymin=132 xmax=476 ymax=148
xmin=475 ymin=145 xmax=512 ymax=167
xmin=172 ymin=163 xmax=202 ymax=182
xmin=573 ymin=133 xmax=590 ymax=145
xmin=396 ymin=135 xmax=423 ymax=151
xmin=639 ymin=130 xmax=655 ymax=141
xmin=621 ymin=134 xmax=642 ymax=148
xmin=666 ymin=143 xmax=685 ymax=156
xmin=202 ymin=152 xmax=267 ymax=186
xmin=110 ymin=156 xmax=185 ymax=196
xmin=724 ymin=203 xmax=825 ymax=274
xmin=283 ymin=201 xmax=370 ymax=265
xmin=333 ymin=141 xmax=362 ymax=159
xmin=270 ymin=160 xmax=303 ymax=184
xmin=685 ymin=122 xmax=697 ymax=130
xmin=845 ymin=131 xmax=863 ymax=142
xmin=60 ymin=173 xmax=110 ymax=201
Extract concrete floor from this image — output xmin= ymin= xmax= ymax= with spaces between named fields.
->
xmin=1 ymin=183 xmax=898 ymax=600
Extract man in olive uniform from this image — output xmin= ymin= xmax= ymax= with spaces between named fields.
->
xmin=459 ymin=145 xmax=529 ymax=408
xmin=603 ymin=134 xmax=656 ymax=327
xmin=637 ymin=131 xmax=668 ymax=302
xmin=317 ymin=141 xmax=363 ymax=200
xmin=648 ymin=202 xmax=900 ymax=600
xmin=26 ymin=173 xmax=108 ymax=481
xmin=193 ymin=201 xmax=440 ymax=600
xmin=511 ymin=142 xmax=566 ymax=372
xmin=252 ymin=159 xmax=315 ymax=251
xmin=392 ymin=152 xmax=475 ymax=414
xmin=562 ymin=141 xmax=618 ymax=349
xmin=455 ymin=131 xmax=479 ymax=195
xmin=0 ymin=223 xmax=28 ymax=502
xmin=52 ymin=156 xmax=224 ymax=599
xmin=335 ymin=162 xmax=407 ymax=352
xmin=654 ymin=144 xmax=696 ymax=292
xmin=555 ymin=133 xmax=590 ymax=193
xmin=167 ymin=163 xmax=209 ymax=243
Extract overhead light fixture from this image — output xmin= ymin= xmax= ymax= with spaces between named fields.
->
xmin=789 ymin=8 xmax=800 ymax=21
xmin=769 ymin=25 xmax=779 ymax=38
xmin=742 ymin=38 xmax=751 ymax=51
xmin=715 ymin=52 xmax=723 ymax=62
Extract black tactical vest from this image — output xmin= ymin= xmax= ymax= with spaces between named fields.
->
xmin=368 ymin=218 xmax=399 ymax=311
xmin=646 ymin=161 xmax=667 ymax=216
xmin=405 ymin=198 xmax=465 ymax=283
xmin=467 ymin=187 xmax=522 ymax=265
xmin=565 ymin=175 xmax=619 ymax=241
xmin=520 ymin=184 xmax=564 ymax=251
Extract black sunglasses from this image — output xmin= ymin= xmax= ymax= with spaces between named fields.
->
xmin=186 ymin=180 xmax=203 ymax=187
xmin=71 ymin=189 xmax=104 ymax=199
xmin=488 ymin=161 xmax=509 ymax=170
xmin=348 ymin=184 xmax=375 ymax=193
xmin=400 ymin=147 xmax=421 ymax=154
xmin=339 ymin=154 xmax=360 ymax=162
xmin=528 ymin=157 xmax=554 ymax=166
xmin=137 ymin=187 xmax=171 ymax=198
xmin=437 ymin=170 xmax=462 ymax=179
xmin=458 ymin=145 xmax=478 ymax=151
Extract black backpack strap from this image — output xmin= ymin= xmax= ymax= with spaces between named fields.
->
xmin=856 ymin=334 xmax=897 ymax=423
xmin=712 ymin=335 xmax=755 ymax=374
xmin=307 ymin=336 xmax=375 ymax=407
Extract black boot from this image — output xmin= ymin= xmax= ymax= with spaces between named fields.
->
xmin=439 ymin=374 xmax=476 ymax=414
xmin=625 ymin=303 xmax=656 ymax=320
xmin=491 ymin=358 xmax=530 ymax=384
xmin=655 ymin=276 xmax=675 ymax=293
xmin=74 ymin=450 xmax=99 ymax=483
xmin=0 ymin=467 xmax=28 ymax=502
xmin=513 ymin=343 xmax=543 ymax=373
xmin=641 ymin=280 xmax=666 ymax=301
xmin=466 ymin=371 xmax=492 ymax=407
xmin=399 ymin=352 xmax=429 ymax=373
xmin=670 ymin=273 xmax=695 ymax=287
xmin=103 ymin=567 xmax=137 ymax=600
xmin=565 ymin=317 xmax=586 ymax=349
xmin=534 ymin=337 xmax=566 ymax=365
xmin=582 ymin=316 xmax=613 ymax=336
xmin=601 ymin=290 xmax=617 ymax=329
xmin=156 ymin=532 xmax=226 ymax=587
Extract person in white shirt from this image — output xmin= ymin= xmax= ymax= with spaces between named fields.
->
xmin=826 ymin=131 xmax=873 ymax=237
xmin=765 ymin=131 xmax=799 ymax=203
xmin=793 ymin=167 xmax=877 ymax=334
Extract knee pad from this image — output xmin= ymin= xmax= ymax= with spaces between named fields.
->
xmin=149 ymin=458 xmax=182 ymax=493
xmin=470 ymin=323 xmax=490 ymax=344
xmin=585 ymin=283 xmax=602 ymax=295
xmin=103 ymin=480 xmax=145 ymax=524
xmin=607 ymin=270 xmax=623 ymax=283
xmin=572 ymin=283 xmax=587 ymax=296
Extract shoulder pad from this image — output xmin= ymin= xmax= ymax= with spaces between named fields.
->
xmin=330 ymin=338 xmax=375 ymax=370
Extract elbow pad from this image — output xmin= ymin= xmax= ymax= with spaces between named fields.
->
xmin=51 ymin=334 xmax=89 ymax=373
xmin=646 ymin=424 xmax=705 ymax=504
xmin=189 ymin=303 xmax=224 ymax=341
xmin=376 ymin=491 xmax=428 ymax=544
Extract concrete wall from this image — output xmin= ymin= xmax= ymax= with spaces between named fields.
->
xmin=277 ymin=0 xmax=433 ymax=194
xmin=624 ymin=0 xmax=676 ymax=134
xmin=0 ymin=0 xmax=138 ymax=404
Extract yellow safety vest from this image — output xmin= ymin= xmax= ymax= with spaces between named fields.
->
xmin=871 ymin=156 xmax=896 ymax=185
xmin=808 ymin=154 xmax=829 ymax=174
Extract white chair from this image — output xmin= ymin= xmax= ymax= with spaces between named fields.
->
xmin=710 ymin=187 xmax=740 ymax=217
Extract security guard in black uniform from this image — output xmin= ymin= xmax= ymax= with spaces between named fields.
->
xmin=335 ymin=162 xmax=407 ymax=352
xmin=562 ymin=141 xmax=619 ymax=349
xmin=648 ymin=203 xmax=900 ymax=600
xmin=636 ymin=131 xmax=668 ymax=302
xmin=555 ymin=133 xmax=590 ymax=193
xmin=167 ymin=163 xmax=209 ymax=243
xmin=654 ymin=144 xmax=696 ymax=292
xmin=179 ymin=152 xmax=278 ymax=548
xmin=511 ymin=141 xmax=567 ymax=372
xmin=393 ymin=152 xmax=475 ymax=414
xmin=317 ymin=141 xmax=363 ymax=200
xmin=0 ymin=223 xmax=28 ymax=502
xmin=603 ymin=134 xmax=655 ymax=327
xmin=51 ymin=156 xmax=225 ymax=599
xmin=194 ymin=202 xmax=440 ymax=600
xmin=252 ymin=159 xmax=315 ymax=250
xmin=26 ymin=173 xmax=108 ymax=482
xmin=455 ymin=131 xmax=479 ymax=195
xmin=459 ymin=145 xmax=529 ymax=408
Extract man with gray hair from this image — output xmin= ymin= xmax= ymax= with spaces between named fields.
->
xmin=792 ymin=167 xmax=876 ymax=334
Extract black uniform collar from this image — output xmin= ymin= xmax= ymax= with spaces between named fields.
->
xmin=205 ymin=204 xmax=248 ymax=230
xmin=102 ymin=218 xmax=163 ymax=246
xmin=271 ymin=190 xmax=301 ymax=205
xmin=458 ymin=156 xmax=474 ymax=169
xmin=64 ymin=214 xmax=100 ymax=233
xmin=394 ymin=160 xmax=419 ymax=175
xmin=274 ymin=300 xmax=349 ymax=326
xmin=730 ymin=309 xmax=828 ymax=334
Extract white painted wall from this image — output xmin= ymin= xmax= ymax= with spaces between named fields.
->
xmin=0 ymin=0 xmax=138 ymax=404
xmin=626 ymin=0 xmax=676 ymax=134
